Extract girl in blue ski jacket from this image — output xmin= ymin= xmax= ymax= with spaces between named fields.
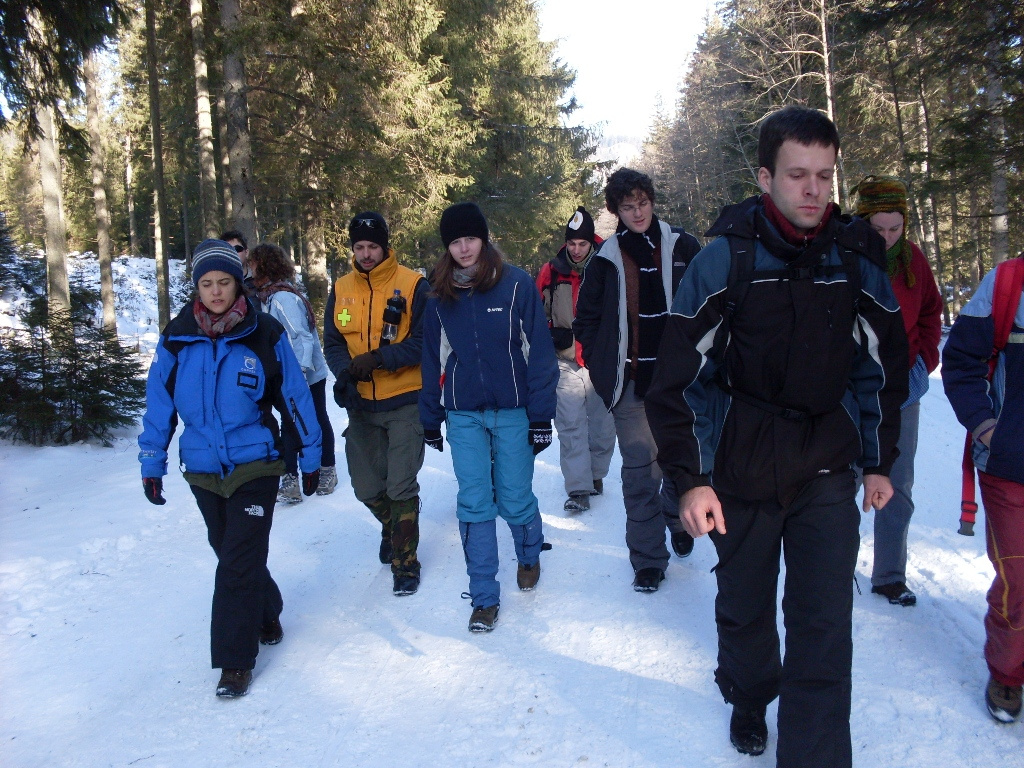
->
xmin=138 ymin=239 xmax=322 ymax=698
xmin=419 ymin=202 xmax=559 ymax=632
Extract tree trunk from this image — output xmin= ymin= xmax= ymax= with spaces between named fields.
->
xmin=126 ymin=134 xmax=141 ymax=256
xmin=215 ymin=89 xmax=232 ymax=222
xmin=37 ymin=103 xmax=70 ymax=323
xmin=84 ymin=52 xmax=117 ymax=333
xmin=817 ymin=0 xmax=847 ymax=208
xmin=189 ymin=0 xmax=220 ymax=238
xmin=303 ymin=209 xmax=329 ymax=327
xmin=219 ymin=0 xmax=257 ymax=244
xmin=146 ymin=0 xmax=171 ymax=328
xmin=985 ymin=27 xmax=1009 ymax=264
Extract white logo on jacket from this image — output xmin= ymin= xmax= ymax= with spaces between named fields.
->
xmin=244 ymin=356 xmax=257 ymax=370
xmin=487 ymin=307 xmax=503 ymax=313
xmin=246 ymin=504 xmax=264 ymax=517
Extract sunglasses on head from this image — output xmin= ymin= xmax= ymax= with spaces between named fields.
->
xmin=356 ymin=218 xmax=379 ymax=228
xmin=232 ymin=244 xmax=245 ymax=253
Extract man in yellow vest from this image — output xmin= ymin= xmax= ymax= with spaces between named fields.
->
xmin=324 ymin=212 xmax=429 ymax=596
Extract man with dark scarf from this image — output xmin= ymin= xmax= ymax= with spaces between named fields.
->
xmin=573 ymin=168 xmax=701 ymax=593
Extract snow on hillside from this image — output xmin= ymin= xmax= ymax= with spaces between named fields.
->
xmin=1 ymin=257 xmax=1021 ymax=767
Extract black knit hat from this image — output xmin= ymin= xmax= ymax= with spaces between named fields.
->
xmin=565 ymin=206 xmax=596 ymax=245
xmin=439 ymin=202 xmax=489 ymax=248
xmin=192 ymin=238 xmax=244 ymax=286
xmin=348 ymin=212 xmax=389 ymax=251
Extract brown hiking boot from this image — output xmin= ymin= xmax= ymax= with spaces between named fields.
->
xmin=216 ymin=668 xmax=252 ymax=698
xmin=986 ymin=676 xmax=1023 ymax=723
xmin=259 ymin=617 xmax=283 ymax=645
xmin=517 ymin=561 xmax=541 ymax=591
xmin=468 ymin=604 xmax=499 ymax=632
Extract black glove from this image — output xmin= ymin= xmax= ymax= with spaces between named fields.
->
xmin=550 ymin=327 xmax=574 ymax=351
xmin=528 ymin=421 xmax=552 ymax=455
xmin=424 ymin=429 xmax=444 ymax=452
xmin=348 ymin=352 xmax=379 ymax=382
xmin=301 ymin=469 xmax=320 ymax=496
xmin=143 ymin=477 xmax=166 ymax=505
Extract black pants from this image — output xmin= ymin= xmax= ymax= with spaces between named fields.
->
xmin=710 ymin=471 xmax=859 ymax=768
xmin=282 ymin=378 xmax=336 ymax=473
xmin=191 ymin=475 xmax=283 ymax=670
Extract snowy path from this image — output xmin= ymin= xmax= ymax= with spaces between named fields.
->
xmin=1 ymin=378 xmax=1022 ymax=767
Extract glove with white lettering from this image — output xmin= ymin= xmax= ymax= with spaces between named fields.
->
xmin=301 ymin=469 xmax=320 ymax=497
xmin=143 ymin=477 xmax=166 ymax=505
xmin=424 ymin=429 xmax=444 ymax=452
xmin=528 ymin=421 xmax=553 ymax=455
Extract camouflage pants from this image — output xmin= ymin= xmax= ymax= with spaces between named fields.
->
xmin=366 ymin=496 xmax=421 ymax=578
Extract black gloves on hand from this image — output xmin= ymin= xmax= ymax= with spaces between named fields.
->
xmin=424 ymin=429 xmax=444 ymax=452
xmin=528 ymin=421 xmax=553 ymax=455
xmin=143 ymin=477 xmax=166 ymax=505
xmin=301 ymin=469 xmax=320 ymax=496
xmin=550 ymin=327 xmax=574 ymax=351
xmin=348 ymin=352 xmax=379 ymax=382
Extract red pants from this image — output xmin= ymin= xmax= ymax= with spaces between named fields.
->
xmin=980 ymin=472 xmax=1024 ymax=687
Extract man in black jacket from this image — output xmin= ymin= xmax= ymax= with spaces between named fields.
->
xmin=645 ymin=106 xmax=908 ymax=766
xmin=573 ymin=169 xmax=701 ymax=593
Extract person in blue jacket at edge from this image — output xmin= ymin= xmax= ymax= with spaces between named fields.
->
xmin=138 ymin=238 xmax=322 ymax=699
xmin=419 ymin=202 xmax=559 ymax=633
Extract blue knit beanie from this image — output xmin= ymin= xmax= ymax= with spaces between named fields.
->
xmin=192 ymin=239 xmax=245 ymax=286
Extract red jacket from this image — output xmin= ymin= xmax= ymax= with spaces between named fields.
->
xmin=891 ymin=241 xmax=943 ymax=372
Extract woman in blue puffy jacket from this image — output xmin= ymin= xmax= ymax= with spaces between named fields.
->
xmin=419 ymin=202 xmax=559 ymax=632
xmin=138 ymin=239 xmax=322 ymax=698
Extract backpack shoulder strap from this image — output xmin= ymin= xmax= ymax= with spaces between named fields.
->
xmin=723 ymin=234 xmax=756 ymax=327
xmin=992 ymin=257 xmax=1024 ymax=352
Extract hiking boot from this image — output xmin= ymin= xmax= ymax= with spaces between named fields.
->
xmin=379 ymin=528 xmax=393 ymax=565
xmin=393 ymin=573 xmax=420 ymax=596
xmin=277 ymin=473 xmax=302 ymax=505
xmin=632 ymin=567 xmax=665 ymax=593
xmin=592 ymin=478 xmax=603 ymax=495
xmin=563 ymin=492 xmax=590 ymax=513
xmin=468 ymin=604 xmax=499 ymax=632
xmin=871 ymin=581 xmax=917 ymax=606
xmin=986 ymin=676 xmax=1023 ymax=723
xmin=729 ymin=704 xmax=768 ymax=755
xmin=517 ymin=561 xmax=541 ymax=591
xmin=315 ymin=466 xmax=338 ymax=496
xmin=259 ymin=617 xmax=284 ymax=645
xmin=671 ymin=530 xmax=695 ymax=558
xmin=216 ymin=668 xmax=252 ymax=698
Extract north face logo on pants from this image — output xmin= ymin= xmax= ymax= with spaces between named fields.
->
xmin=246 ymin=504 xmax=265 ymax=517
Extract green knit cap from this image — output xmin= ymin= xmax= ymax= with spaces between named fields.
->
xmin=852 ymin=175 xmax=908 ymax=219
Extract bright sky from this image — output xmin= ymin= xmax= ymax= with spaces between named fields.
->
xmin=536 ymin=0 xmax=718 ymax=140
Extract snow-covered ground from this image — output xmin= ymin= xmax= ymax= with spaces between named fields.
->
xmin=1 ymin=256 xmax=1021 ymax=766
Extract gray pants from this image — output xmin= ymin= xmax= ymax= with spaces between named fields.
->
xmin=612 ymin=381 xmax=683 ymax=571
xmin=555 ymin=360 xmax=616 ymax=495
xmin=344 ymin=403 xmax=424 ymax=504
xmin=872 ymin=402 xmax=919 ymax=586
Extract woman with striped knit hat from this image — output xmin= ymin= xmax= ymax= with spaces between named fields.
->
xmin=853 ymin=176 xmax=944 ymax=607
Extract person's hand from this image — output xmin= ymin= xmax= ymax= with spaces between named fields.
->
xmin=862 ymin=474 xmax=894 ymax=512
xmin=424 ymin=429 xmax=443 ymax=452
xmin=348 ymin=352 xmax=379 ymax=382
xmin=143 ymin=477 xmax=166 ymax=505
xmin=528 ymin=422 xmax=553 ymax=454
xmin=679 ymin=485 xmax=725 ymax=537
xmin=301 ymin=470 xmax=320 ymax=496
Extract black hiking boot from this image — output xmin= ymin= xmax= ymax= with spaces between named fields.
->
xmin=871 ymin=581 xmax=917 ymax=606
xmin=632 ymin=567 xmax=665 ymax=593
xmin=563 ymin=492 xmax=590 ymax=513
xmin=259 ymin=617 xmax=284 ymax=645
xmin=393 ymin=573 xmax=420 ymax=596
xmin=729 ymin=704 xmax=768 ymax=756
xmin=986 ymin=676 xmax=1023 ymax=723
xmin=216 ymin=669 xmax=252 ymax=698
xmin=671 ymin=531 xmax=695 ymax=558
xmin=379 ymin=529 xmax=393 ymax=565
xmin=592 ymin=479 xmax=603 ymax=495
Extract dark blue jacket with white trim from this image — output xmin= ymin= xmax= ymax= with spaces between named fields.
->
xmin=419 ymin=264 xmax=558 ymax=431
xmin=942 ymin=261 xmax=1024 ymax=485
xmin=138 ymin=299 xmax=322 ymax=478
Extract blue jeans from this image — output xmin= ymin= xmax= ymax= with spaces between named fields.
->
xmin=871 ymin=402 xmax=919 ymax=586
xmin=447 ymin=408 xmax=545 ymax=607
